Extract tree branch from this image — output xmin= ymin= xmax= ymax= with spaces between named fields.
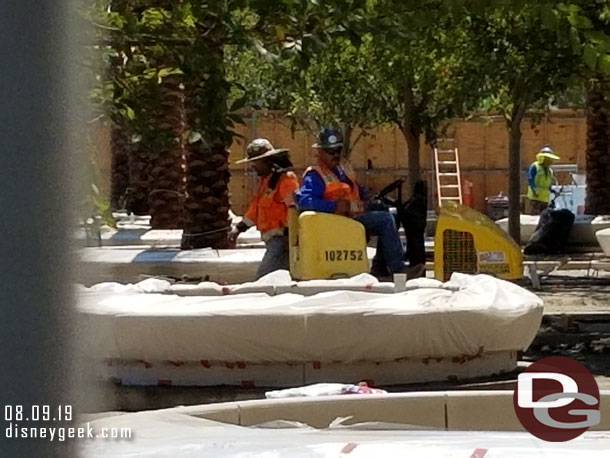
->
xmin=351 ymin=128 xmax=367 ymax=150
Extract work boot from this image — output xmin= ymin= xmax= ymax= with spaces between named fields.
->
xmin=370 ymin=265 xmax=390 ymax=279
xmin=373 ymin=263 xmax=425 ymax=281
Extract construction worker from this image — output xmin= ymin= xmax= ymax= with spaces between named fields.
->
xmin=298 ymin=127 xmax=425 ymax=279
xmin=526 ymin=146 xmax=560 ymax=215
xmin=229 ymin=139 xmax=299 ymax=278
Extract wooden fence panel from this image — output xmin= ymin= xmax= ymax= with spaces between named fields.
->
xmin=96 ymin=109 xmax=588 ymax=216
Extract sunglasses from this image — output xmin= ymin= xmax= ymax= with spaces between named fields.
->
xmin=322 ymin=148 xmax=343 ymax=156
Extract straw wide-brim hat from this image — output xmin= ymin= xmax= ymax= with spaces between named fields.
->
xmin=235 ymin=148 xmax=290 ymax=164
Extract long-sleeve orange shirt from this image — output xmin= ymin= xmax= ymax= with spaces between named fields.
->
xmin=243 ymin=171 xmax=299 ymax=240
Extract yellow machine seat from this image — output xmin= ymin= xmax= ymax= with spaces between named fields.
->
xmin=434 ymin=202 xmax=523 ymax=281
xmin=289 ymin=210 xmax=369 ymax=280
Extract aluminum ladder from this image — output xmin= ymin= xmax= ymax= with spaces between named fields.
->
xmin=434 ymin=138 xmax=463 ymax=207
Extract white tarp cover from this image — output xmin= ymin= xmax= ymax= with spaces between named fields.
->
xmin=78 ymin=273 xmax=543 ymax=363
xmin=80 ymin=410 xmax=610 ymax=457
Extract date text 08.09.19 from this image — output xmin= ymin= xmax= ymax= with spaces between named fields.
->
xmin=4 ymin=405 xmax=72 ymax=423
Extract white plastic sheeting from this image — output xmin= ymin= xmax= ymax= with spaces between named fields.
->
xmin=79 ymin=410 xmax=610 ymax=457
xmin=79 ymin=273 xmax=542 ymax=364
xmin=266 ymin=383 xmax=388 ymax=398
xmin=597 ymin=227 xmax=610 ymax=256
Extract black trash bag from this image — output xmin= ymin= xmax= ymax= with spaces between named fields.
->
xmin=523 ymin=208 xmax=575 ymax=255
xmin=398 ymin=180 xmax=428 ymax=267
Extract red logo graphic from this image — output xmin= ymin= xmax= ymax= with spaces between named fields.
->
xmin=513 ymin=356 xmax=600 ymax=442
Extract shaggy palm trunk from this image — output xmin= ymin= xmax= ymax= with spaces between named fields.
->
xmin=109 ymin=125 xmax=131 ymax=210
xmin=147 ymin=74 xmax=186 ymax=229
xmin=181 ymin=141 xmax=231 ymax=249
xmin=181 ymin=39 xmax=231 ymax=249
xmin=125 ymin=138 xmax=150 ymax=215
xmin=584 ymin=80 xmax=610 ymax=215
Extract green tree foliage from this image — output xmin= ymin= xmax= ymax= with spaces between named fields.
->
xmin=468 ymin=3 xmax=581 ymax=242
xmin=84 ymin=0 xmax=610 ymax=240
xmin=227 ymin=34 xmax=383 ymax=156
xmin=544 ymin=1 xmax=610 ymax=215
xmin=230 ymin=1 xmax=483 ymax=192
xmin=364 ymin=2 xmax=484 ymax=192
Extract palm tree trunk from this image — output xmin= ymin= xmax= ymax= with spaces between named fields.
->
xmin=584 ymin=79 xmax=610 ymax=215
xmin=110 ymin=124 xmax=130 ymax=210
xmin=181 ymin=141 xmax=231 ymax=249
xmin=147 ymin=74 xmax=186 ymax=229
xmin=125 ymin=137 xmax=150 ymax=215
xmin=181 ymin=42 xmax=231 ymax=249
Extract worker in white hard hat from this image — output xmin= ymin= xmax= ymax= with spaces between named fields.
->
xmin=525 ymin=146 xmax=560 ymax=215
xmin=229 ymin=138 xmax=299 ymax=278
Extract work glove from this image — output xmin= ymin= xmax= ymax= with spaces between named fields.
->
xmin=227 ymin=227 xmax=241 ymax=247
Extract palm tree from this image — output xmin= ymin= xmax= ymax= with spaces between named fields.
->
xmin=584 ymin=78 xmax=610 ymax=215
xmin=109 ymin=124 xmax=131 ymax=210
xmin=146 ymin=71 xmax=186 ymax=229
xmin=125 ymin=136 xmax=151 ymax=215
xmin=180 ymin=37 xmax=231 ymax=249
xmin=181 ymin=139 xmax=231 ymax=249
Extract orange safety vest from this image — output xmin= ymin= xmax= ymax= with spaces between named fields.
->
xmin=306 ymin=159 xmax=364 ymax=215
xmin=244 ymin=171 xmax=299 ymax=239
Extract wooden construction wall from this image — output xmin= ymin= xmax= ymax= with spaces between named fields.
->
xmin=228 ymin=110 xmax=587 ymax=214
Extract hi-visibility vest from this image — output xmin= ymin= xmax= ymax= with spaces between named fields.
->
xmin=306 ymin=159 xmax=364 ymax=215
xmin=526 ymin=162 xmax=554 ymax=203
xmin=244 ymin=171 xmax=299 ymax=239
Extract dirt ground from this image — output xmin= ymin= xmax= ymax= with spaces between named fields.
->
xmin=538 ymin=286 xmax=610 ymax=313
xmin=525 ymin=268 xmax=610 ymax=313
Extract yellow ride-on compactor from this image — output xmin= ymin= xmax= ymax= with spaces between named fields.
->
xmin=288 ymin=208 xmax=369 ymax=280
xmin=434 ymin=201 xmax=523 ymax=281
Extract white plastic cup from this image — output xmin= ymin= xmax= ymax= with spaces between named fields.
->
xmin=393 ymin=273 xmax=407 ymax=292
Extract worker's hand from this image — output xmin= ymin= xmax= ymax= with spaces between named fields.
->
xmin=335 ymin=199 xmax=351 ymax=216
xmin=227 ymin=227 xmax=240 ymax=247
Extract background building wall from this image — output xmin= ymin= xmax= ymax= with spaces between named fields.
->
xmin=227 ymin=109 xmax=586 ymax=214
xmin=95 ymin=109 xmax=586 ymax=215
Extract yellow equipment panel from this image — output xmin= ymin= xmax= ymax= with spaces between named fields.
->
xmin=289 ymin=210 xmax=369 ymax=280
xmin=434 ymin=202 xmax=523 ymax=281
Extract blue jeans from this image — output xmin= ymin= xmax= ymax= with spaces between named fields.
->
xmin=354 ymin=211 xmax=404 ymax=273
xmin=257 ymin=235 xmax=289 ymax=279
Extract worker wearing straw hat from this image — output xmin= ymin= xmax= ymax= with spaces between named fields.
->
xmin=229 ymin=139 xmax=299 ymax=278
xmin=525 ymin=146 xmax=560 ymax=215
